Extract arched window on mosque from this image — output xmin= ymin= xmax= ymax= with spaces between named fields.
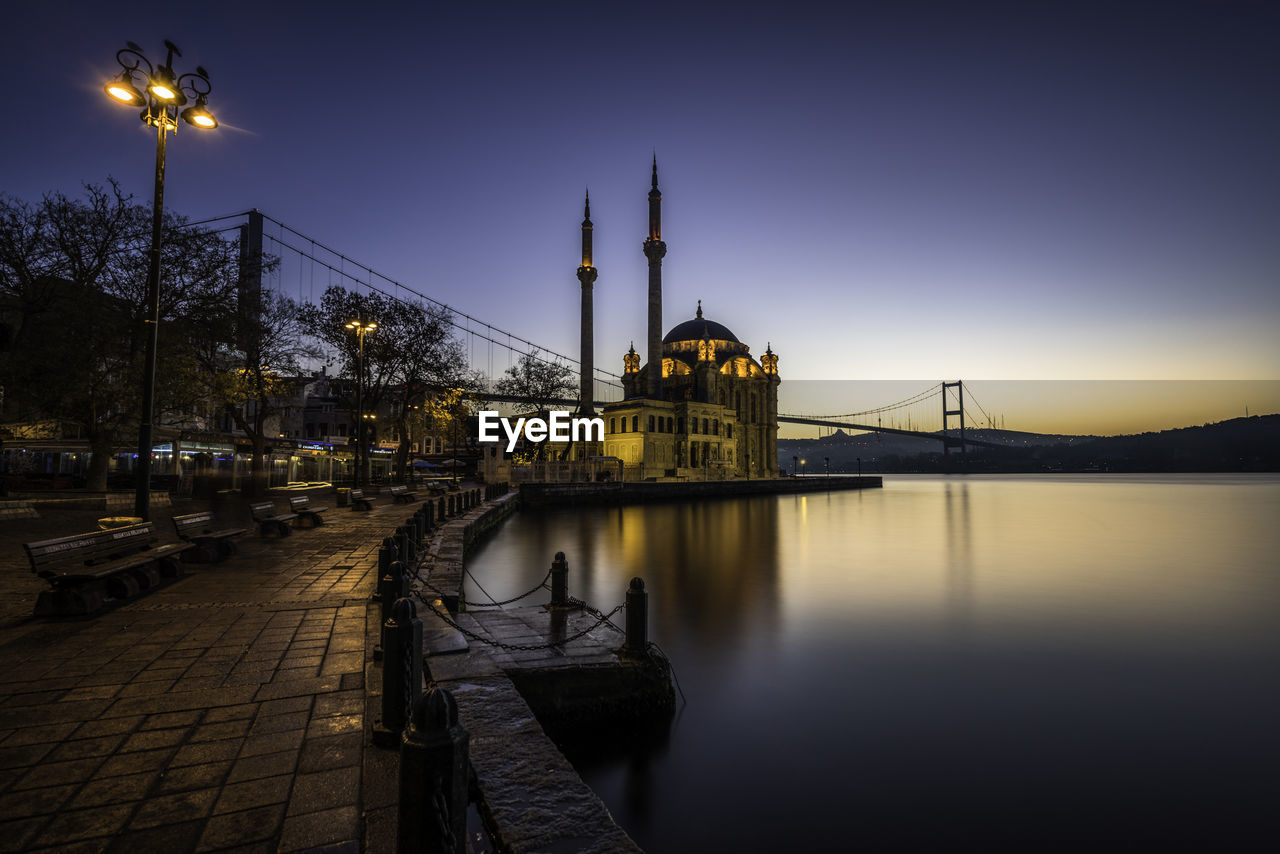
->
xmin=713 ymin=419 xmax=719 ymax=436
xmin=726 ymin=424 xmax=733 ymax=439
xmin=610 ymin=417 xmax=616 ymax=433
xmin=702 ymin=418 xmax=709 ymax=435
xmin=691 ymin=419 xmax=698 ymax=434
xmin=648 ymin=415 xmax=655 ymax=432
xmin=632 ymin=415 xmax=639 ymax=432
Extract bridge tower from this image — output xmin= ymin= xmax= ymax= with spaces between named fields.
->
xmin=576 ymin=190 xmax=597 ymax=415
xmin=643 ymin=155 xmax=666 ymax=399
xmin=942 ymin=380 xmax=966 ymax=457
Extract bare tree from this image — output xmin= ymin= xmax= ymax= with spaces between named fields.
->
xmin=0 ymin=181 xmax=239 ymax=490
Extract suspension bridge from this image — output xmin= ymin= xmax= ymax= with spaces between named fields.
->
xmin=188 ymin=210 xmax=1010 ymax=453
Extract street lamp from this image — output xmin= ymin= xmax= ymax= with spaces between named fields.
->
xmin=105 ymin=40 xmax=217 ymax=520
xmin=345 ymin=318 xmax=377 ymax=486
xmin=801 ymin=458 xmax=806 ymax=477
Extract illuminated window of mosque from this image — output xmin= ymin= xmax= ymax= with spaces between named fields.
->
xmin=621 ymin=419 xmax=627 ymax=433
xmin=632 ymin=415 xmax=639 ymax=432
xmin=610 ymin=418 xmax=616 ymax=433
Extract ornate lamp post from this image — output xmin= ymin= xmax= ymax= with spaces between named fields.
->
xmin=345 ymin=319 xmax=377 ymax=486
xmin=104 ymin=40 xmax=217 ymax=519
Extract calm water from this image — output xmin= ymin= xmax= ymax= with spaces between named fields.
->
xmin=465 ymin=475 xmax=1280 ymax=850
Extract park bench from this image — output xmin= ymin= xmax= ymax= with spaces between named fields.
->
xmin=249 ymin=500 xmax=298 ymax=537
xmin=348 ymin=488 xmax=378 ymax=511
xmin=171 ymin=511 xmax=247 ymax=562
xmin=24 ymin=522 xmax=190 ymax=616
xmin=386 ymin=484 xmax=418 ymax=504
xmin=288 ymin=495 xmax=329 ymax=526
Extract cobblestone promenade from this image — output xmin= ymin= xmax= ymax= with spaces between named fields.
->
xmin=0 ymin=496 xmax=394 ymax=853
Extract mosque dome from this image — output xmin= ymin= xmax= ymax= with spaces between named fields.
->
xmin=662 ymin=301 xmax=740 ymax=345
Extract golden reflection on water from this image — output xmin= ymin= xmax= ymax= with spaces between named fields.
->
xmin=470 ymin=475 xmax=1280 ymax=654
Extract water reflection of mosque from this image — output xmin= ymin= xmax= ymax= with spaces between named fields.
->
xmin=546 ymin=497 xmax=784 ymax=654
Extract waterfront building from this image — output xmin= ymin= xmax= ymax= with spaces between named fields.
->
xmin=604 ymin=161 xmax=780 ymax=480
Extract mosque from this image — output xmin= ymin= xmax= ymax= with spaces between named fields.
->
xmin=581 ymin=160 xmax=780 ymax=480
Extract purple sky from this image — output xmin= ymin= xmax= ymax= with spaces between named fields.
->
xmin=3 ymin=1 xmax=1277 ymax=422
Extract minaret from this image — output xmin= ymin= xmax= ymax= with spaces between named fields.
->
xmin=643 ymin=155 xmax=667 ymax=399
xmin=576 ymin=190 xmax=597 ymax=415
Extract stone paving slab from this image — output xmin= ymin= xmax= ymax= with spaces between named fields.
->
xmin=0 ymin=492 xmax=420 ymax=853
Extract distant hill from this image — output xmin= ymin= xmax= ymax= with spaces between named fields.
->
xmin=777 ymin=414 xmax=1280 ymax=473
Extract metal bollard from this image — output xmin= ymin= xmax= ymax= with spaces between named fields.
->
xmin=623 ymin=577 xmax=648 ymax=655
xmin=375 ymin=536 xmax=399 ymax=600
xmin=395 ymin=525 xmax=415 ymax=568
xmin=407 ymin=516 xmax=421 ymax=549
xmin=550 ymin=551 xmax=568 ymax=607
xmin=423 ymin=502 xmax=434 ymax=530
xmin=380 ymin=560 xmax=407 ymax=628
xmin=381 ymin=597 xmax=423 ymax=738
xmin=397 ymin=687 xmax=469 ymax=854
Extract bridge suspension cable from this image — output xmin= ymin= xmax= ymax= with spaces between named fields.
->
xmin=779 ymin=382 xmax=943 ymax=420
xmin=250 ymin=212 xmax=624 ymax=392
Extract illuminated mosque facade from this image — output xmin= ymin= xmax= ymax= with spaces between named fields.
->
xmin=582 ymin=160 xmax=780 ymax=480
